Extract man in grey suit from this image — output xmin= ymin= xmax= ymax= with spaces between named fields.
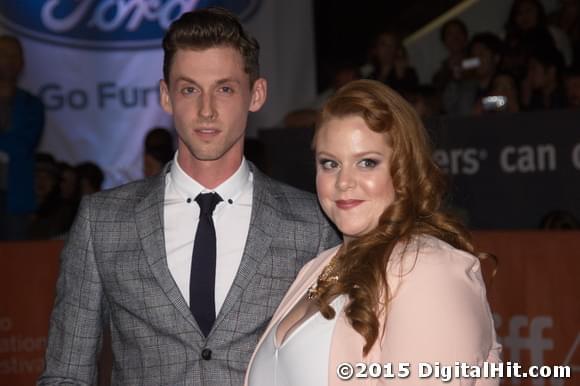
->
xmin=39 ymin=8 xmax=339 ymax=386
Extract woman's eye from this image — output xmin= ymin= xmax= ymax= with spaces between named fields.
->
xmin=319 ymin=159 xmax=338 ymax=170
xmin=359 ymin=159 xmax=378 ymax=168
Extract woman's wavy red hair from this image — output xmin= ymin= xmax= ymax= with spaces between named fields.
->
xmin=313 ymin=79 xmax=477 ymax=355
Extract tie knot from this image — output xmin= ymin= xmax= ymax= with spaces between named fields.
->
xmin=195 ymin=192 xmax=222 ymax=216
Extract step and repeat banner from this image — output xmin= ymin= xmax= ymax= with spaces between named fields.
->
xmin=259 ymin=110 xmax=580 ymax=229
xmin=428 ymin=110 xmax=580 ymax=229
xmin=1 ymin=233 xmax=579 ymax=385
xmin=0 ymin=0 xmax=316 ymax=188
xmin=0 ymin=241 xmax=63 ymax=385
xmin=476 ymin=232 xmax=580 ymax=386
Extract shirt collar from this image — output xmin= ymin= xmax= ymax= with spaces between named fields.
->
xmin=170 ymin=151 xmax=251 ymax=203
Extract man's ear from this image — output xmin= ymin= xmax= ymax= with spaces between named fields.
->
xmin=249 ymin=78 xmax=267 ymax=112
xmin=159 ymin=79 xmax=172 ymax=114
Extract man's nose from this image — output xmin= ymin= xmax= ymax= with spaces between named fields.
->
xmin=199 ymin=93 xmax=216 ymax=120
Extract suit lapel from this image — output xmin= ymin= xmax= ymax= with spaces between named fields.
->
xmin=135 ymin=164 xmax=199 ymax=330
xmin=214 ymin=167 xmax=275 ymax=326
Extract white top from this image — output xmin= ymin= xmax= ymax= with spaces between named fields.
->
xmin=164 ymin=153 xmax=253 ymax=315
xmin=248 ymin=295 xmax=347 ymax=386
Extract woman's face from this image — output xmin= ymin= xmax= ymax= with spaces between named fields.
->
xmin=515 ymin=1 xmax=539 ymax=31
xmin=315 ymin=115 xmax=395 ymax=243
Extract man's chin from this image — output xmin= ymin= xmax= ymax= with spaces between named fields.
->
xmin=190 ymin=148 xmax=227 ymax=162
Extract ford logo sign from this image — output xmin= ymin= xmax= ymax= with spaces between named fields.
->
xmin=0 ymin=0 xmax=261 ymax=50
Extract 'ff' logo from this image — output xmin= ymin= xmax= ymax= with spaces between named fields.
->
xmin=494 ymin=315 xmax=554 ymax=385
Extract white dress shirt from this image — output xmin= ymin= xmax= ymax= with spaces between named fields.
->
xmin=164 ymin=153 xmax=253 ymax=315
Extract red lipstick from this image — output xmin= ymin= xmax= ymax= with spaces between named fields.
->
xmin=335 ymin=199 xmax=363 ymax=209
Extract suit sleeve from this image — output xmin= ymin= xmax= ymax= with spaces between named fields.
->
xmin=377 ymin=248 xmax=501 ymax=385
xmin=38 ymin=196 xmax=105 ymax=385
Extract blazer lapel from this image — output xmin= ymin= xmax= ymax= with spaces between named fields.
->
xmin=214 ymin=167 xmax=275 ymax=325
xmin=135 ymin=165 xmax=199 ymax=330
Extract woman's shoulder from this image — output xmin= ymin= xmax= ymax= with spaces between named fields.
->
xmin=387 ymin=234 xmax=484 ymax=293
xmin=378 ymin=235 xmax=499 ymax=369
xmin=392 ymin=234 xmax=479 ymax=271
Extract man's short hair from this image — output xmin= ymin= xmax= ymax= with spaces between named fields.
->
xmin=162 ymin=7 xmax=260 ymax=85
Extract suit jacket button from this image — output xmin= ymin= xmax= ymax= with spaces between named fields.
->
xmin=201 ymin=348 xmax=212 ymax=360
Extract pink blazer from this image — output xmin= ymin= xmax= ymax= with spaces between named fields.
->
xmin=245 ymin=235 xmax=501 ymax=385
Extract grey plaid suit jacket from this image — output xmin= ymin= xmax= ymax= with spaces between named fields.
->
xmin=38 ymin=162 xmax=340 ymax=386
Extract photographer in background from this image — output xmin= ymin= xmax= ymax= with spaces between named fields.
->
xmin=442 ymin=32 xmax=504 ymax=115
xmin=0 ymin=35 xmax=44 ymax=240
xmin=474 ymin=72 xmax=521 ymax=114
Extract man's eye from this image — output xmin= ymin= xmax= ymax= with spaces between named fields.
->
xmin=319 ymin=159 xmax=338 ymax=169
xmin=359 ymin=159 xmax=378 ymax=168
xmin=219 ymin=86 xmax=234 ymax=93
xmin=181 ymin=87 xmax=196 ymax=95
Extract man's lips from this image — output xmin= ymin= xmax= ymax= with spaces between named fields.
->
xmin=194 ymin=128 xmax=220 ymax=138
xmin=335 ymin=199 xmax=364 ymax=209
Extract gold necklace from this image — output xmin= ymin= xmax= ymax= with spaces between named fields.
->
xmin=306 ymin=256 xmax=340 ymax=300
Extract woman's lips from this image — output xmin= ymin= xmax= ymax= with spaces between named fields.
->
xmin=335 ymin=199 xmax=363 ymax=209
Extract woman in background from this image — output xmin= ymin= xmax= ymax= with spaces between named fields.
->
xmin=365 ymin=31 xmax=419 ymax=94
xmin=432 ymin=18 xmax=470 ymax=91
xmin=246 ymin=79 xmax=501 ymax=385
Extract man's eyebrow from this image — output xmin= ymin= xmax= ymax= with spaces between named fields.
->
xmin=173 ymin=77 xmax=242 ymax=87
xmin=215 ymin=78 xmax=241 ymax=85
xmin=174 ymin=76 xmax=199 ymax=87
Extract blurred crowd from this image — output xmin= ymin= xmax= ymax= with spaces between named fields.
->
xmin=2 ymin=0 xmax=580 ymax=240
xmin=28 ymin=154 xmax=104 ymax=239
xmin=286 ymin=0 xmax=580 ymax=127
xmin=0 ymin=24 xmax=178 ymax=240
xmin=1 ymin=126 xmax=175 ymax=240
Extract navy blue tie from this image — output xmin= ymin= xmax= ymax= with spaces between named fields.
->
xmin=190 ymin=192 xmax=222 ymax=336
